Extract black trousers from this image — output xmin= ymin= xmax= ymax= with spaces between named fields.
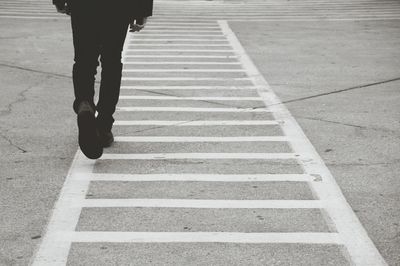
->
xmin=70 ymin=0 xmax=130 ymax=131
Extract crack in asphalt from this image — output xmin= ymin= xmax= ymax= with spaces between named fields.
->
xmin=0 ymin=77 xmax=45 ymax=117
xmin=0 ymin=62 xmax=72 ymax=80
xmin=297 ymin=116 xmax=366 ymax=129
xmin=0 ymin=62 xmax=255 ymax=109
xmin=326 ymin=159 xmax=400 ymax=167
xmin=132 ymin=89 xmax=239 ymax=108
xmin=252 ymin=76 xmax=400 ymax=109
xmin=127 ymin=119 xmax=202 ymax=134
xmin=297 ymin=116 xmax=400 ymax=136
xmin=0 ymin=77 xmax=48 ymax=153
xmin=0 ymin=132 xmax=27 ymax=153
xmin=3 ymin=62 xmax=399 ymax=122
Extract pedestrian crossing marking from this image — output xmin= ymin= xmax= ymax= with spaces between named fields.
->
xmin=120 ymin=85 xmax=256 ymax=90
xmin=81 ymin=199 xmax=323 ymax=209
xmin=68 ymin=232 xmax=344 ymax=245
xmin=31 ymin=2 xmax=388 ymax=265
xmin=118 ymin=96 xmax=260 ymax=100
xmin=100 ymin=153 xmax=298 ymax=160
xmin=89 ymin=173 xmax=313 ymax=182
xmin=113 ymin=136 xmax=289 ymax=142
xmin=122 ymin=69 xmax=245 ymax=72
xmin=113 ymin=120 xmax=278 ymax=126
xmin=116 ymin=107 xmax=270 ymax=112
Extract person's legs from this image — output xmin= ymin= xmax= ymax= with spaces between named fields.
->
xmin=96 ymin=13 xmax=130 ymax=135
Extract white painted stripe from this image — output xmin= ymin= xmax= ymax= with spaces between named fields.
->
xmin=113 ymin=120 xmax=277 ymax=126
xmin=150 ymin=17 xmax=400 ymax=22
xmin=152 ymin=12 xmax=400 ymax=16
xmin=121 ymin=77 xmax=250 ymax=81
xmin=147 ymin=17 xmax=399 ymax=23
xmin=113 ymin=136 xmax=288 ymax=142
xmin=123 ymin=55 xmax=237 ymax=58
xmin=146 ymin=26 xmax=220 ymax=29
xmin=143 ymin=26 xmax=220 ymax=29
xmin=218 ymin=20 xmax=387 ymax=265
xmin=148 ymin=22 xmax=217 ymax=25
xmin=125 ymin=49 xmax=234 ymax=52
xmin=31 ymin=152 xmax=94 ymax=265
xmin=150 ymin=14 xmax=400 ymax=18
xmin=130 ymin=39 xmax=229 ymax=42
xmin=118 ymin=96 xmax=260 ymax=100
xmin=144 ymin=30 xmax=222 ymax=33
xmin=82 ymin=199 xmax=322 ymax=209
xmin=131 ymin=34 xmax=226 ymax=37
xmin=123 ymin=62 xmax=241 ymax=65
xmin=89 ymin=173 xmax=312 ymax=182
xmin=153 ymin=10 xmax=400 ymax=14
xmin=100 ymin=153 xmax=298 ymax=160
xmin=128 ymin=43 xmax=230 ymax=46
xmin=122 ymin=69 xmax=244 ymax=72
xmin=120 ymin=86 xmax=256 ymax=90
xmin=116 ymin=107 xmax=270 ymax=112
xmin=69 ymin=232 xmax=343 ymax=244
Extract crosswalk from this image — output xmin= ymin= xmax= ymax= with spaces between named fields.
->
xmin=0 ymin=0 xmax=400 ymax=21
xmin=30 ymin=5 xmax=388 ymax=264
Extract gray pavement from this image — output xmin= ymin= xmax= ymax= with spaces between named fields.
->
xmin=0 ymin=0 xmax=399 ymax=265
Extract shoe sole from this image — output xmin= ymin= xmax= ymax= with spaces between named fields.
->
xmin=78 ymin=110 xmax=103 ymax=159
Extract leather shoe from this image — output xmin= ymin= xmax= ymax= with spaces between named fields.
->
xmin=77 ymin=101 xmax=103 ymax=159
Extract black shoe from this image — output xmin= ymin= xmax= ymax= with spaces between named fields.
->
xmin=77 ymin=101 xmax=103 ymax=159
xmin=99 ymin=130 xmax=114 ymax=148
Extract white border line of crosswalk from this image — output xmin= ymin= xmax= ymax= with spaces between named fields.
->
xmin=69 ymin=232 xmax=343 ymax=244
xmin=31 ymin=152 xmax=94 ymax=266
xmin=218 ymin=20 xmax=388 ymax=266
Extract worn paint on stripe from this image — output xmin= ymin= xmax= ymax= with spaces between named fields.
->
xmin=69 ymin=232 xmax=343 ymax=244
xmin=113 ymin=136 xmax=289 ymax=142
xmin=89 ymin=173 xmax=313 ymax=182
xmin=113 ymin=120 xmax=278 ymax=126
xmin=82 ymin=199 xmax=322 ymax=209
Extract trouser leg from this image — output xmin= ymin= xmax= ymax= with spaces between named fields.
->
xmin=96 ymin=18 xmax=129 ymax=131
xmin=70 ymin=1 xmax=100 ymax=113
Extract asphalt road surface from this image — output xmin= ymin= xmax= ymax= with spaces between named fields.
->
xmin=0 ymin=0 xmax=399 ymax=265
